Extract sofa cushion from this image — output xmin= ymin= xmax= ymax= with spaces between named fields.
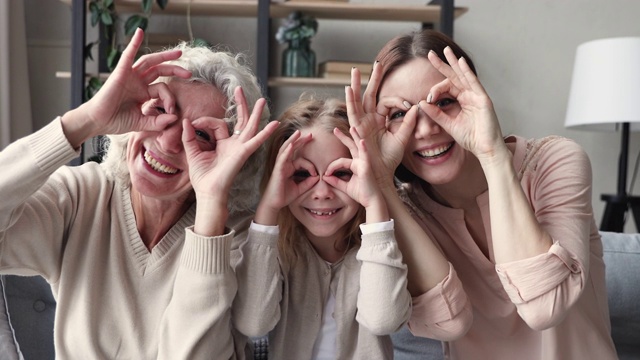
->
xmin=600 ymin=231 xmax=640 ymax=360
xmin=2 ymin=275 xmax=55 ymax=360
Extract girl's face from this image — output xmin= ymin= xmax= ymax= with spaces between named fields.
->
xmin=127 ymin=80 xmax=226 ymax=203
xmin=288 ymin=125 xmax=360 ymax=246
xmin=379 ymin=57 xmax=471 ymax=185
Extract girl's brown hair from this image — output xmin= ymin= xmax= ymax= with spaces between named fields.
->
xmin=375 ymin=29 xmax=477 ymax=183
xmin=262 ymin=96 xmax=365 ymax=269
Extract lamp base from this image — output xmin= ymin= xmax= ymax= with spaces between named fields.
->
xmin=600 ymin=194 xmax=640 ymax=232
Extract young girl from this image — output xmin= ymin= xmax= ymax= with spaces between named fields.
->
xmin=232 ymin=97 xmax=411 ymax=359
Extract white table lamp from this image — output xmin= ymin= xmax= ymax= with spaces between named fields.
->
xmin=565 ymin=37 xmax=640 ymax=232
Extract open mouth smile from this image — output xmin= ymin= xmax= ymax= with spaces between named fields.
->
xmin=416 ymin=142 xmax=454 ymax=159
xmin=307 ymin=208 xmax=341 ymax=217
xmin=143 ymin=150 xmax=179 ymax=175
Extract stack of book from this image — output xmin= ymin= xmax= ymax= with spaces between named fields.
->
xmin=318 ymin=60 xmax=373 ymax=81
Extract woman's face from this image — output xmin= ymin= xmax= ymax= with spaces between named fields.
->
xmin=126 ymin=80 xmax=226 ymax=203
xmin=379 ymin=57 xmax=469 ymax=185
xmin=288 ymin=126 xmax=360 ymax=245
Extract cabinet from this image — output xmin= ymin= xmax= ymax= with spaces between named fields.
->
xmin=65 ymin=0 xmax=466 ymax=108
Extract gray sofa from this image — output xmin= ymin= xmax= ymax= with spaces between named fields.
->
xmin=1 ymin=231 xmax=638 ymax=359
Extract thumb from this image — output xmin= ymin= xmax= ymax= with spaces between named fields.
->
xmin=142 ymin=113 xmax=178 ymax=132
xmin=181 ymin=119 xmax=200 ymax=161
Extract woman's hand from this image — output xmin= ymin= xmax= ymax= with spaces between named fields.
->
xmin=345 ymin=65 xmax=419 ymax=189
xmin=183 ymin=86 xmax=279 ymax=202
xmin=255 ymin=131 xmax=318 ymax=226
xmin=61 ymin=28 xmax=192 ymax=148
xmin=420 ymin=47 xmax=507 ymax=163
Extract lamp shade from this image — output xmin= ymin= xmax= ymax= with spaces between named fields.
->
xmin=565 ymin=37 xmax=640 ymax=131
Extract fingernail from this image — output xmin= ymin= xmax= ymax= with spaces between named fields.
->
xmin=403 ymin=100 xmax=411 ymax=109
xmin=429 ymin=50 xmax=436 ymax=55
xmin=426 ymin=93 xmax=433 ymax=103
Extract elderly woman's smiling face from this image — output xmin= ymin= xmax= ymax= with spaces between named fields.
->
xmin=126 ymin=80 xmax=227 ymax=203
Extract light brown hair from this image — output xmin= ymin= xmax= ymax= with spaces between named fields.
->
xmin=262 ymin=97 xmax=365 ymax=268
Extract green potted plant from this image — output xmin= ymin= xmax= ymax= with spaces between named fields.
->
xmin=276 ymin=11 xmax=318 ymax=77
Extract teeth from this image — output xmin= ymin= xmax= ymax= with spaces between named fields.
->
xmin=309 ymin=209 xmax=338 ymax=216
xmin=417 ymin=143 xmax=453 ymax=158
xmin=144 ymin=151 xmax=178 ymax=174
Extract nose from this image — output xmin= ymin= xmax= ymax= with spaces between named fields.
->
xmin=311 ymin=176 xmax=335 ymax=200
xmin=155 ymin=121 xmax=183 ymax=154
xmin=414 ymin=110 xmax=441 ymax=139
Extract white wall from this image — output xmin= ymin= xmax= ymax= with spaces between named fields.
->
xmin=25 ymin=0 xmax=640 ymax=232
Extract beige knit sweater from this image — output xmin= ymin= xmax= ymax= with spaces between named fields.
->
xmin=0 ymin=118 xmax=249 ymax=359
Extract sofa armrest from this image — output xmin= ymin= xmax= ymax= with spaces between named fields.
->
xmin=600 ymin=231 xmax=640 ymax=360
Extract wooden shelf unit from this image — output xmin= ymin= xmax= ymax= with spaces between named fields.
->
xmin=63 ymin=0 xmax=466 ymax=104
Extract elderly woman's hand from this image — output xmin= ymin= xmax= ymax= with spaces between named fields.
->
xmin=183 ymin=86 xmax=279 ymax=205
xmin=61 ymin=28 xmax=192 ymax=148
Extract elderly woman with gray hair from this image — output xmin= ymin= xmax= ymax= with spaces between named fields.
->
xmin=0 ymin=28 xmax=277 ymax=359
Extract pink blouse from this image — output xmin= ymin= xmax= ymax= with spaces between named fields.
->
xmin=403 ymin=135 xmax=617 ymax=360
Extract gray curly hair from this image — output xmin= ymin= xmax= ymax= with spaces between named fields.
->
xmin=100 ymin=42 xmax=270 ymax=213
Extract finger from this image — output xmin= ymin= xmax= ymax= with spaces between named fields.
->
xmin=242 ymin=98 xmax=266 ymax=139
xmin=117 ymin=28 xmax=145 ymax=71
xmin=278 ymin=130 xmax=301 ymax=157
xmin=427 ymin=50 xmax=465 ymax=93
xmin=289 ymin=132 xmax=313 ymax=155
xmin=232 ymin=86 xmax=249 ymax=134
xmin=141 ymin=64 xmax=192 ymax=85
xmin=418 ymin=100 xmax=450 ymax=131
xmin=241 ymin=120 xmax=279 ymax=153
xmin=147 ymin=82 xmax=176 ymax=115
xmin=293 ymin=157 xmax=318 ymax=177
xmin=362 ymin=61 xmax=382 ymax=114
xmin=376 ymin=95 xmax=412 ymax=119
xmin=333 ymin=127 xmax=357 ymax=155
xmin=394 ymin=104 xmax=419 ymax=142
xmin=181 ymin=119 xmax=200 ymax=161
xmin=459 ymin=56 xmax=487 ymax=95
xmin=326 ymin=158 xmax=353 ymax=176
xmin=427 ymin=78 xmax=459 ymax=105
xmin=191 ymin=116 xmax=230 ymax=142
xmin=350 ymin=67 xmax=362 ymax=113
xmin=133 ymin=49 xmax=183 ymax=74
xmin=345 ymin=85 xmax=360 ymax=127
xmin=442 ymin=46 xmax=471 ymax=90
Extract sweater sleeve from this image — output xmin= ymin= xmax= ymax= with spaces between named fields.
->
xmin=494 ymin=137 xmax=595 ymax=330
xmin=355 ymin=227 xmax=412 ymax=335
xmin=157 ymin=226 xmax=238 ymax=360
xmin=407 ymin=263 xmax=472 ymax=341
xmin=231 ymin=224 xmax=282 ymax=337
xmin=0 ymin=118 xmax=79 ymax=279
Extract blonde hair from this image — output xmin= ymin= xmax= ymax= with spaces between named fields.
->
xmin=262 ymin=96 xmax=365 ymax=268
xmin=100 ymin=42 xmax=270 ymax=213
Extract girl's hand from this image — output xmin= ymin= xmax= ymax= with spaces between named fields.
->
xmin=420 ymin=47 xmax=507 ymax=163
xmin=183 ymin=86 xmax=279 ymax=203
xmin=345 ymin=65 xmax=419 ymax=188
xmin=257 ymin=130 xmax=318 ymax=220
xmin=325 ymin=127 xmax=384 ymax=212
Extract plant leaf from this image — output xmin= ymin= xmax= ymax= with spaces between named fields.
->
xmin=192 ymin=38 xmax=210 ymax=48
xmin=84 ymin=42 xmax=96 ymax=62
xmin=107 ymin=48 xmax=121 ymax=72
xmin=142 ymin=0 xmax=152 ymax=13
xmin=104 ymin=0 xmax=114 ymax=8
xmin=100 ymin=12 xmax=113 ymax=26
xmin=156 ymin=0 xmax=169 ymax=10
xmin=124 ymin=15 xmax=149 ymax=36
